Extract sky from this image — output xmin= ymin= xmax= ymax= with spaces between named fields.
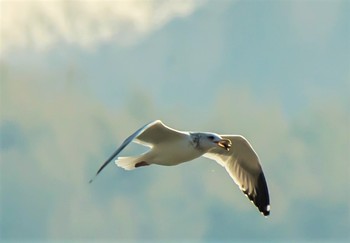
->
xmin=1 ymin=0 xmax=350 ymax=241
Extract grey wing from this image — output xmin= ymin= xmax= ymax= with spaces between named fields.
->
xmin=135 ymin=120 xmax=188 ymax=146
xmin=89 ymin=120 xmax=156 ymax=183
xmin=203 ymin=135 xmax=270 ymax=216
xmin=89 ymin=120 xmax=187 ymax=183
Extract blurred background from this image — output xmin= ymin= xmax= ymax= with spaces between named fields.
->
xmin=1 ymin=0 xmax=349 ymax=241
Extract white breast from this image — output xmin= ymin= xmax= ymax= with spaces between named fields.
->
xmin=149 ymin=137 xmax=203 ymax=166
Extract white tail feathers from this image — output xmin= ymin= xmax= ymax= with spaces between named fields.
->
xmin=115 ymin=157 xmax=139 ymax=170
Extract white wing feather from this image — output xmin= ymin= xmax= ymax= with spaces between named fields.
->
xmin=203 ymin=135 xmax=270 ymax=216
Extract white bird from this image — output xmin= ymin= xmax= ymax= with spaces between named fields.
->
xmin=90 ymin=120 xmax=270 ymax=216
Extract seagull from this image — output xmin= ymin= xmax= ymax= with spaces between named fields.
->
xmin=90 ymin=120 xmax=270 ymax=216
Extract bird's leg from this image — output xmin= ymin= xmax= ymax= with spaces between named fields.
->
xmin=135 ymin=161 xmax=150 ymax=168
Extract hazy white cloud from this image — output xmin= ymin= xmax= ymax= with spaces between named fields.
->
xmin=1 ymin=0 xmax=349 ymax=238
xmin=287 ymin=1 xmax=343 ymax=45
xmin=0 ymin=0 xmax=205 ymax=53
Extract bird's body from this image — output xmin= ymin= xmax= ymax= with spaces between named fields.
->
xmin=142 ymin=137 xmax=203 ymax=166
xmin=117 ymin=134 xmax=202 ymax=168
xmin=90 ymin=120 xmax=270 ymax=216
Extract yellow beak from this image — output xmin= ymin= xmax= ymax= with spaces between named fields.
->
xmin=216 ymin=139 xmax=232 ymax=151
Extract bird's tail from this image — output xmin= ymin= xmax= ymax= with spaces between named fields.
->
xmin=115 ymin=156 xmax=144 ymax=170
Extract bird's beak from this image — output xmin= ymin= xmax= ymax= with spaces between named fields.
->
xmin=216 ymin=139 xmax=232 ymax=151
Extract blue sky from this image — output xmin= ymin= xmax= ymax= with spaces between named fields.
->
xmin=1 ymin=0 xmax=349 ymax=241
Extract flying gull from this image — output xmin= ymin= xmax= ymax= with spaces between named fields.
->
xmin=90 ymin=120 xmax=270 ymax=216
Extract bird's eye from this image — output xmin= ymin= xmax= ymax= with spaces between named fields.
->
xmin=208 ymin=135 xmax=215 ymax=140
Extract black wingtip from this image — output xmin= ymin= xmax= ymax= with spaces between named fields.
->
xmin=89 ymin=148 xmax=121 ymax=184
xmin=243 ymin=172 xmax=270 ymax=216
xmin=255 ymin=172 xmax=270 ymax=216
xmin=89 ymin=174 xmax=97 ymax=184
xmin=261 ymin=205 xmax=270 ymax=217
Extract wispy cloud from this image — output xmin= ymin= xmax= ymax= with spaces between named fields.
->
xmin=0 ymin=0 xmax=205 ymax=53
xmin=1 ymin=0 xmax=349 ymax=240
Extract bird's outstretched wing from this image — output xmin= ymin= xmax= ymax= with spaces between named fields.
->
xmin=135 ymin=120 xmax=188 ymax=146
xmin=203 ymin=135 xmax=270 ymax=216
xmin=89 ymin=120 xmax=187 ymax=183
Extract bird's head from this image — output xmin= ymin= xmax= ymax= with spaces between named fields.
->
xmin=192 ymin=132 xmax=232 ymax=151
